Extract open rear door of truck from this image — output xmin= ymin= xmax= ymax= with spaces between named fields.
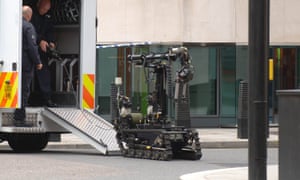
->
xmin=0 ymin=0 xmax=22 ymax=109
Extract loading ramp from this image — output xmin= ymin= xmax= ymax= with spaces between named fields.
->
xmin=42 ymin=108 xmax=120 ymax=155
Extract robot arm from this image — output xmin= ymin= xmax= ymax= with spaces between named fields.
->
xmin=171 ymin=47 xmax=194 ymax=100
xmin=170 ymin=47 xmax=194 ymax=83
xmin=127 ymin=46 xmax=194 ymax=116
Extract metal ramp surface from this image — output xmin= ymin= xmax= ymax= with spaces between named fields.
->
xmin=42 ymin=108 xmax=120 ymax=155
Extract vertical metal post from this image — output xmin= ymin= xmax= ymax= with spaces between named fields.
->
xmin=248 ymin=0 xmax=269 ymax=179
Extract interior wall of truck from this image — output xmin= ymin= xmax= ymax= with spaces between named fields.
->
xmin=23 ymin=0 xmax=81 ymax=107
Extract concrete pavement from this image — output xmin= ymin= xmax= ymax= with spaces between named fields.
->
xmin=0 ymin=127 xmax=278 ymax=149
xmin=49 ymin=127 xmax=279 ymax=149
xmin=180 ymin=165 xmax=278 ymax=180
xmin=179 ymin=127 xmax=279 ymax=180
xmin=49 ymin=127 xmax=277 ymax=180
xmin=0 ymin=127 xmax=279 ymax=180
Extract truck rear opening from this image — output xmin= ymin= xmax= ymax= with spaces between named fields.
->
xmin=0 ymin=0 xmax=114 ymax=153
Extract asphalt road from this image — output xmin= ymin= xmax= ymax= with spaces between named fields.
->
xmin=0 ymin=148 xmax=278 ymax=180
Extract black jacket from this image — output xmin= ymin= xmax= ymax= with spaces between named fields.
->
xmin=30 ymin=7 xmax=55 ymax=45
xmin=22 ymin=18 xmax=41 ymax=73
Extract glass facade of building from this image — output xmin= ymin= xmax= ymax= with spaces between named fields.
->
xmin=95 ymin=44 xmax=300 ymax=127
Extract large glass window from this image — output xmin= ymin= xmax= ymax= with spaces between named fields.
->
xmin=130 ymin=46 xmax=151 ymax=114
xmin=130 ymin=45 xmax=179 ymax=117
xmin=235 ymin=46 xmax=248 ymax=82
xmin=188 ymin=46 xmax=217 ymax=116
xmin=96 ymin=44 xmax=240 ymax=127
xmin=220 ymin=47 xmax=236 ymax=116
xmin=297 ymin=48 xmax=300 ymax=87
xmin=95 ymin=47 xmax=117 ymax=115
xmin=235 ymin=45 xmax=248 ymax=119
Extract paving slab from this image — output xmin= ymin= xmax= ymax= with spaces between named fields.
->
xmin=0 ymin=127 xmax=279 ymax=150
xmin=180 ymin=165 xmax=278 ymax=180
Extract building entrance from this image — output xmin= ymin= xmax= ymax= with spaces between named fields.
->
xmin=275 ymin=48 xmax=296 ymax=89
xmin=271 ymin=48 xmax=297 ymax=123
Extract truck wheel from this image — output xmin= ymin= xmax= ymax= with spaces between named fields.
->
xmin=7 ymin=133 xmax=49 ymax=152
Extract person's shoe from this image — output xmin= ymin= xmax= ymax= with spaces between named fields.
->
xmin=14 ymin=120 xmax=33 ymax=127
xmin=46 ymin=100 xmax=58 ymax=107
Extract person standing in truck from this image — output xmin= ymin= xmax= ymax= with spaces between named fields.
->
xmin=30 ymin=0 xmax=57 ymax=107
xmin=14 ymin=6 xmax=43 ymax=126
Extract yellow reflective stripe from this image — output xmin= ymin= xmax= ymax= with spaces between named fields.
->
xmin=269 ymin=59 xmax=274 ymax=81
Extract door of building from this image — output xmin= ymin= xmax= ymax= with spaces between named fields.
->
xmin=271 ymin=48 xmax=297 ymax=123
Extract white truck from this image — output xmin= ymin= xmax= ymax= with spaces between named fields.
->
xmin=0 ymin=0 xmax=119 ymax=154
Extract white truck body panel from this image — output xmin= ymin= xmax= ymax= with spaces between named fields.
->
xmin=0 ymin=0 xmax=22 ymax=108
xmin=0 ymin=0 xmax=97 ymax=133
xmin=80 ymin=0 xmax=97 ymax=109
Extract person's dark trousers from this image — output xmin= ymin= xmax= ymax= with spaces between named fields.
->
xmin=13 ymin=72 xmax=33 ymax=126
xmin=36 ymin=52 xmax=52 ymax=105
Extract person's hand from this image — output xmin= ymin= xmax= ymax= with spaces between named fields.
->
xmin=40 ymin=40 xmax=49 ymax=52
xmin=49 ymin=42 xmax=56 ymax=49
xmin=36 ymin=63 xmax=43 ymax=70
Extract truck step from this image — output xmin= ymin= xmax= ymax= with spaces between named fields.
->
xmin=0 ymin=127 xmax=46 ymax=133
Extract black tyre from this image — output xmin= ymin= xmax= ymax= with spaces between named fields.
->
xmin=7 ymin=133 xmax=49 ymax=152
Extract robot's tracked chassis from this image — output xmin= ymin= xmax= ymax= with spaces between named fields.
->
xmin=116 ymin=127 xmax=202 ymax=161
